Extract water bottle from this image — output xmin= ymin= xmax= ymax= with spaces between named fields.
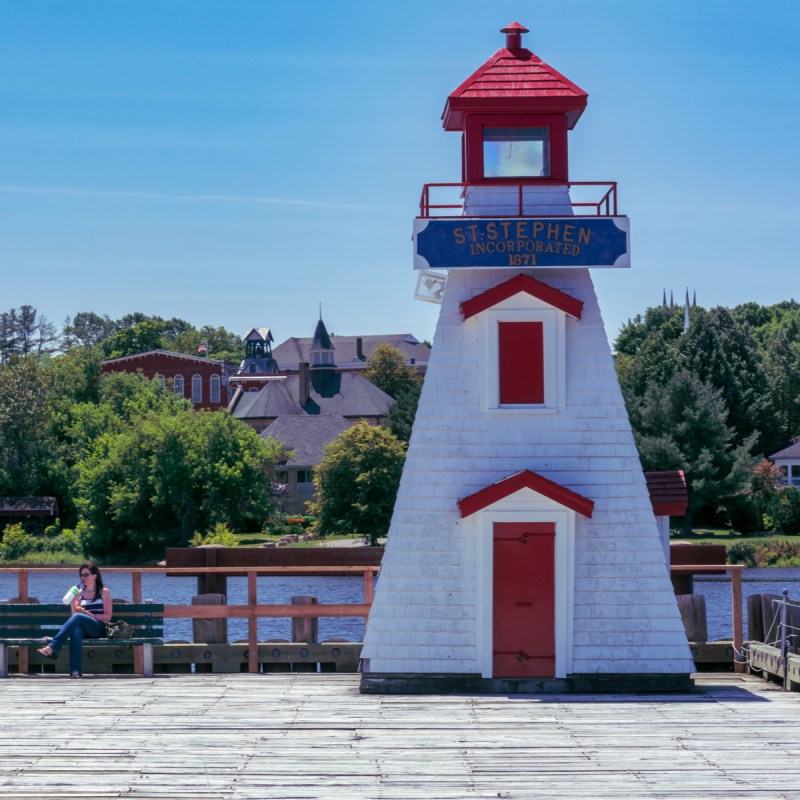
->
xmin=62 ymin=585 xmax=80 ymax=605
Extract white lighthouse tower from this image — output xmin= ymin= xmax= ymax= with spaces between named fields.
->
xmin=361 ymin=23 xmax=694 ymax=693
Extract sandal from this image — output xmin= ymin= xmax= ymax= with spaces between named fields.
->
xmin=37 ymin=646 xmax=57 ymax=659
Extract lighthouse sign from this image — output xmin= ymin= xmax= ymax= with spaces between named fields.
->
xmin=413 ymin=216 xmax=630 ymax=270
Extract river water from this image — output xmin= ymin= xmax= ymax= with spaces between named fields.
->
xmin=697 ymin=567 xmax=800 ymax=641
xmin=4 ymin=567 xmax=799 ymax=644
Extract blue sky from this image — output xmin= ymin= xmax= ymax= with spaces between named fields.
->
xmin=2 ymin=1 xmax=798 ymax=347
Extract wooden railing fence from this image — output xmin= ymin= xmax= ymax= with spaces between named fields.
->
xmin=0 ymin=566 xmax=377 ymax=674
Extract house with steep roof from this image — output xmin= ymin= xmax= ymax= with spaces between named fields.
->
xmin=262 ymin=416 xmax=353 ymax=512
xmin=769 ymin=438 xmax=800 ymax=488
xmin=227 ymin=316 xmax=399 ymax=511
xmin=227 ymin=322 xmax=395 ymax=510
xmin=228 ymin=366 xmax=393 ymax=431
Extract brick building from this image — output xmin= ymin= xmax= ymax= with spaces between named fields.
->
xmin=101 ymin=350 xmax=228 ymax=411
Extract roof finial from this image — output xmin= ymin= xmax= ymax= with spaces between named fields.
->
xmin=500 ymin=21 xmax=529 ymax=52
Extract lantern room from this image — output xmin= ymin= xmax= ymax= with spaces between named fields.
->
xmin=442 ymin=23 xmax=587 ymax=185
xmin=414 ymin=24 xmax=629 ymax=270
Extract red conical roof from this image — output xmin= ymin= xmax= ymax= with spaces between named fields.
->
xmin=442 ymin=23 xmax=588 ymax=131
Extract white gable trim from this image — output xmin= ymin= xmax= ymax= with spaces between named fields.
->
xmin=463 ymin=486 xmax=576 ymax=678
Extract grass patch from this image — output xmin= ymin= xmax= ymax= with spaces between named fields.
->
xmin=4 ymin=550 xmax=84 ymax=565
xmin=672 ymin=529 xmax=795 ymax=546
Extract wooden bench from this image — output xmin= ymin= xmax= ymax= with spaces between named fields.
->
xmin=0 ymin=603 xmax=164 ymax=677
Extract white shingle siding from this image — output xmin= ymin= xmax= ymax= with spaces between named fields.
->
xmin=362 ymin=267 xmax=694 ymax=676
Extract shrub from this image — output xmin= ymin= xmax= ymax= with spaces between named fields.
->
xmin=768 ymin=489 xmax=800 ymax=535
xmin=726 ymin=542 xmax=757 ymax=567
xmin=264 ymin=513 xmax=304 ymax=539
xmin=726 ymin=540 xmax=800 ymax=568
xmin=74 ymin=520 xmax=93 ymax=554
xmin=53 ymin=527 xmax=84 ymax=556
xmin=1 ymin=523 xmax=35 ymax=561
xmin=191 ymin=522 xmax=238 ymax=548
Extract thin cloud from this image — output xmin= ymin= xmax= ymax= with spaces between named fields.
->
xmin=0 ymin=185 xmax=391 ymax=211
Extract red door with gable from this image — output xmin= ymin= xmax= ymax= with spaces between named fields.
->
xmin=493 ymin=522 xmax=555 ymax=677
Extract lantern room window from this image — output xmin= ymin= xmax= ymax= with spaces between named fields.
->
xmin=483 ymin=127 xmax=550 ymax=178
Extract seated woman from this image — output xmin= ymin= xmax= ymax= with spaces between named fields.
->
xmin=38 ymin=563 xmax=112 ymax=678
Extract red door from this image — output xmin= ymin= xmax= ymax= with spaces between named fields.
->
xmin=493 ymin=522 xmax=556 ymax=677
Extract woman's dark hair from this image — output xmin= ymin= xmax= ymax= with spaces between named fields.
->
xmin=78 ymin=563 xmax=104 ymax=597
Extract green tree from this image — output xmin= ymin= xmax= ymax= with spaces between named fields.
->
xmin=631 ymin=371 xmax=755 ymax=533
xmin=762 ymin=329 xmax=800 ymax=451
xmin=101 ymin=319 xmax=166 ymax=358
xmin=311 ymin=421 xmax=406 ymax=545
xmin=364 ymin=343 xmax=419 ymax=399
xmin=387 ymin=380 xmax=422 ymax=442
xmin=170 ymin=324 xmax=245 ymax=362
xmin=0 ymin=356 xmax=55 ymax=495
xmin=62 ymin=312 xmax=115 ymax=349
xmin=615 ymin=305 xmax=688 ymax=359
xmin=75 ymin=378 xmax=286 ymax=560
xmin=0 ymin=306 xmax=59 ymax=361
xmin=677 ymin=307 xmax=772 ymax=450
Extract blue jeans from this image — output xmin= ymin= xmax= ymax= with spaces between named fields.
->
xmin=49 ymin=613 xmax=105 ymax=674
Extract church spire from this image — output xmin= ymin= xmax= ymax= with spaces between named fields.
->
xmin=683 ymin=289 xmax=690 ymax=332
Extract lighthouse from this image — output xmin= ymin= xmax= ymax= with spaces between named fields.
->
xmin=361 ymin=23 xmax=694 ymax=692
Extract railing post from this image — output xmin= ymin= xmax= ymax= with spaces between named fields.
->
xmin=132 ymin=571 xmax=144 ymax=674
xmin=132 ymin=571 xmax=143 ymax=603
xmin=732 ymin=567 xmax=744 ymax=673
xmin=780 ymin=589 xmax=789 ymax=690
xmin=17 ymin=570 xmax=28 ymax=675
xmin=18 ymin=569 xmax=27 ymax=602
xmin=248 ymin=571 xmax=258 ymax=674
xmin=201 ymin=548 xmax=227 ymax=597
xmin=363 ymin=569 xmax=374 ymax=606
xmin=362 ymin=569 xmax=374 ymax=626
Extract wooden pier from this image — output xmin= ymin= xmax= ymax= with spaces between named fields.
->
xmin=0 ymin=672 xmax=798 ymax=799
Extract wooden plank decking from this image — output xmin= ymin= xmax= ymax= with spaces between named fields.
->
xmin=0 ymin=673 xmax=798 ymax=799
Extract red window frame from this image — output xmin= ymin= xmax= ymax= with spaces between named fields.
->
xmin=463 ymin=114 xmax=569 ymax=183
